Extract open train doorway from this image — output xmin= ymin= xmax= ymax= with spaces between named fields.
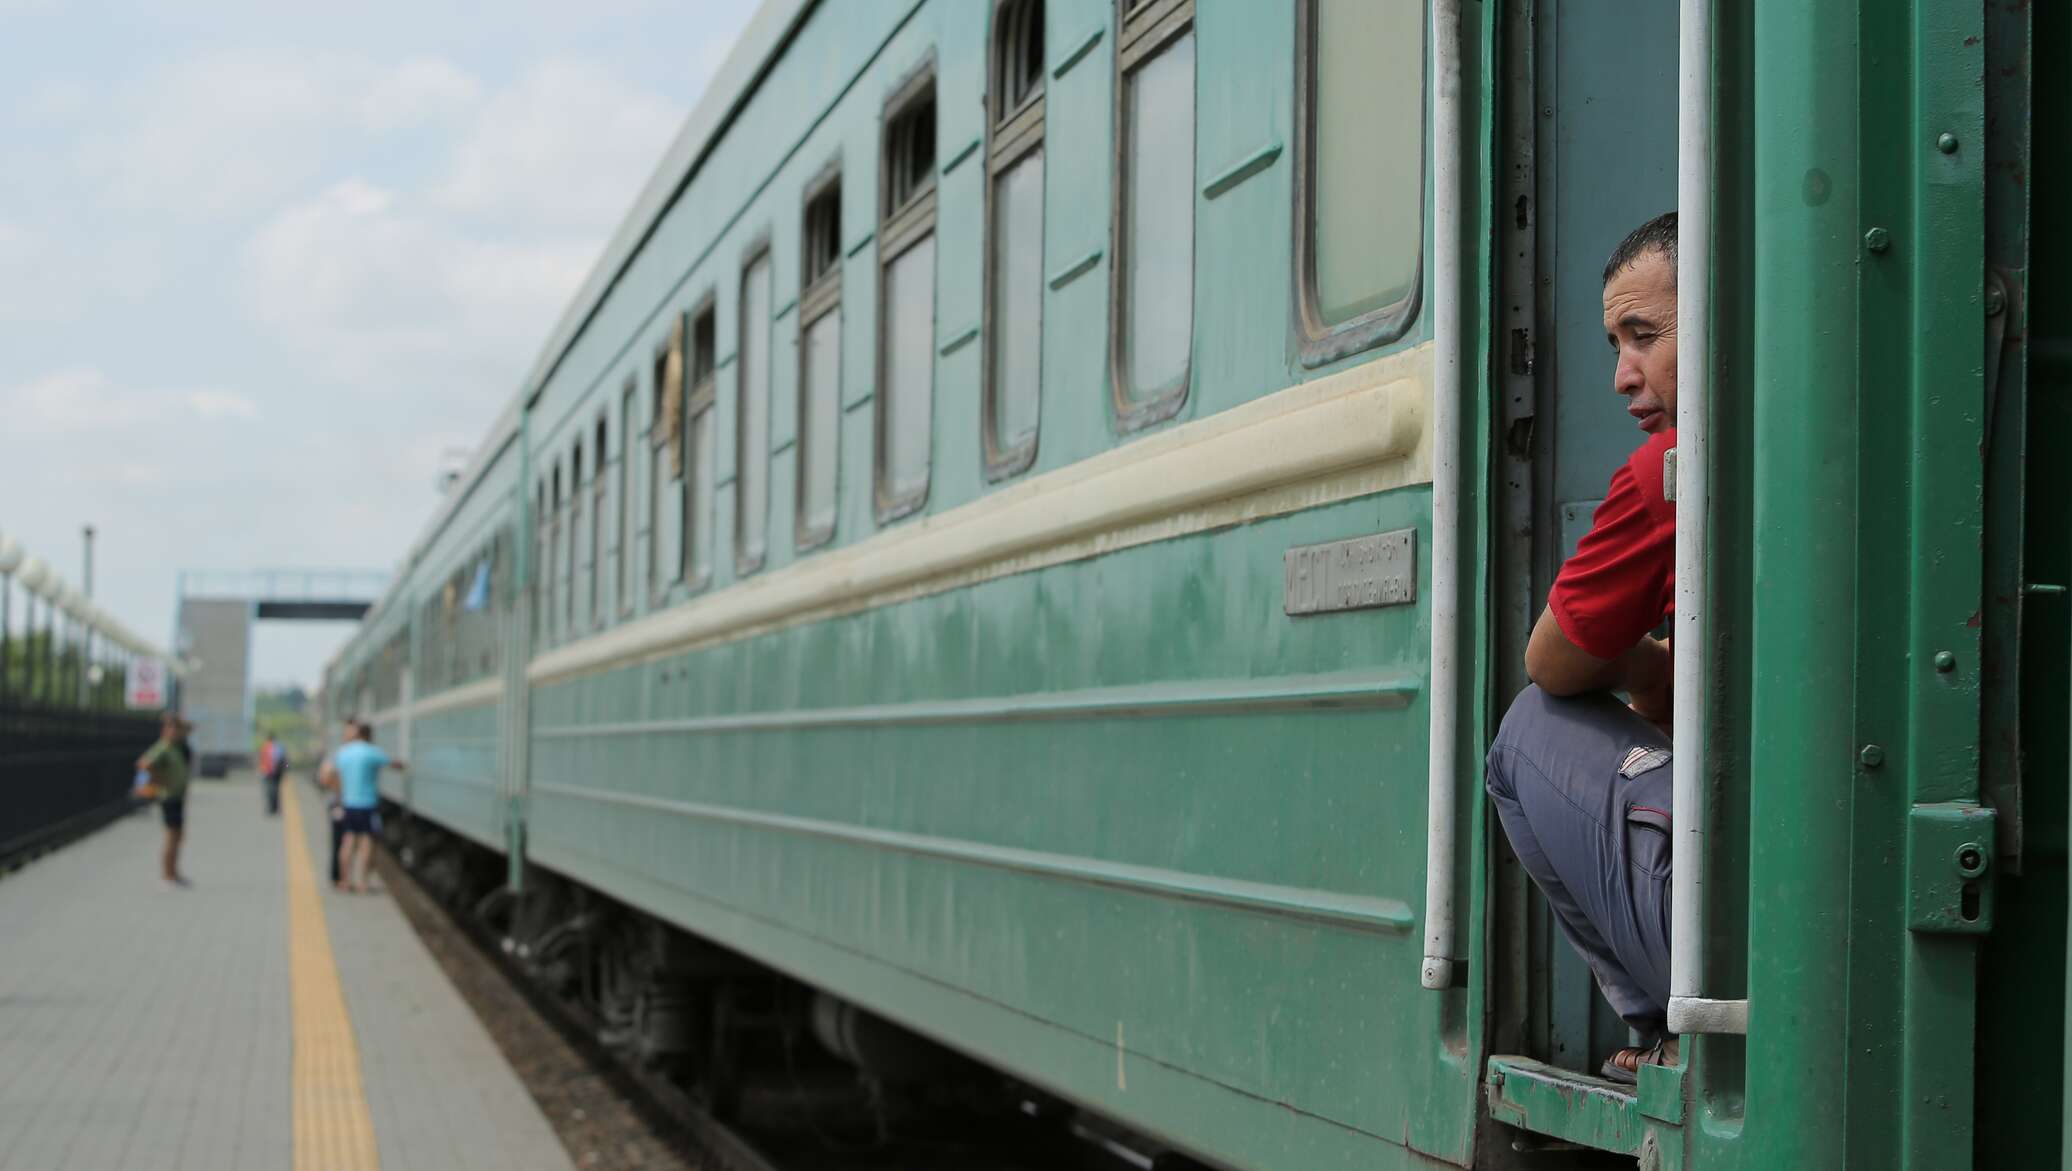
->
xmin=1487 ymin=0 xmax=1680 ymax=1079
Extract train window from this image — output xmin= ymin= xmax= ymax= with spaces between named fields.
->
xmin=985 ymin=0 xmax=1044 ymax=479
xmin=995 ymin=0 xmax=1045 ymax=116
xmin=591 ymin=414 xmax=606 ymax=627
xmin=618 ymin=378 xmax=635 ymax=617
xmin=652 ymin=316 xmax=685 ymax=599
xmin=799 ymin=168 xmax=842 ymax=550
xmin=1295 ymin=0 xmax=1423 ymax=363
xmin=738 ymin=249 xmax=774 ymax=573
xmin=685 ymin=299 xmax=716 ymax=587
xmin=1112 ymin=0 xmax=1195 ymax=428
xmin=568 ymin=441 xmax=582 ymax=631
xmin=877 ymin=67 xmax=937 ymax=522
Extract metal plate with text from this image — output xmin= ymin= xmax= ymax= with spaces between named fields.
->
xmin=1283 ymin=529 xmax=1417 ymax=616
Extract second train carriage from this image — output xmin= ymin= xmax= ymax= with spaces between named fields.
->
xmin=324 ymin=0 xmax=2071 ymax=1167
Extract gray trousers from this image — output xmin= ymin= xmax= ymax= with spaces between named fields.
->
xmin=1485 ymin=684 xmax=1674 ymax=1033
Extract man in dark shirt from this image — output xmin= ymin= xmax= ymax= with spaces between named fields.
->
xmin=1485 ymin=213 xmax=1680 ymax=1083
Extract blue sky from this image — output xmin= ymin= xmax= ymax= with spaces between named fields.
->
xmin=0 ymin=0 xmax=760 ymax=687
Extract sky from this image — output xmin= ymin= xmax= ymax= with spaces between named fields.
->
xmin=0 ymin=0 xmax=761 ymax=688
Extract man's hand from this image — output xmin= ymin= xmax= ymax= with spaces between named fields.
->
xmin=1627 ymin=681 xmax=1673 ymax=735
xmin=1526 ymin=607 xmax=1672 ymax=713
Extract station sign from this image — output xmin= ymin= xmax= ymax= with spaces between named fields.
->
xmin=126 ymin=657 xmax=168 ymax=710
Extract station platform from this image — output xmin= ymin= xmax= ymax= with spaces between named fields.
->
xmin=0 ymin=776 xmax=577 ymax=1171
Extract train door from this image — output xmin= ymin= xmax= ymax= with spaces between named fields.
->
xmin=500 ymin=517 xmax=532 ymax=887
xmin=1486 ymin=0 xmax=1678 ymax=1093
xmin=397 ymin=664 xmax=414 ymax=808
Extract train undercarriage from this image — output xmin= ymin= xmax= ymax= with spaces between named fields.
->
xmin=383 ymin=806 xmax=1222 ymax=1171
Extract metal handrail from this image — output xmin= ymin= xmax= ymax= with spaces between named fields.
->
xmin=1666 ymin=0 xmax=1747 ymax=1038
xmin=1420 ymin=0 xmax=1465 ymax=992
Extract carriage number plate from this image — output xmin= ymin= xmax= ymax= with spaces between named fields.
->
xmin=1283 ymin=530 xmax=1417 ymax=615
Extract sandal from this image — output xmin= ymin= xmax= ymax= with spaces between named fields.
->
xmin=1600 ymin=1035 xmax=1679 ymax=1085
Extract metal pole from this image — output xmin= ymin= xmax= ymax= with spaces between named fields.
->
xmin=37 ymin=601 xmax=50 ymax=704
xmin=78 ymin=527 xmax=93 ymax=707
xmin=24 ymin=594 xmax=36 ymax=703
xmin=1 ymin=574 xmax=10 ymax=706
xmin=1665 ymin=0 xmax=1743 ymax=1038
xmin=1418 ymin=0 xmax=1465 ymax=992
xmin=57 ymin=610 xmax=69 ymax=707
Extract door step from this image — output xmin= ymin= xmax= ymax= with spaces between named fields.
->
xmin=1486 ymin=1054 xmax=1684 ymax=1160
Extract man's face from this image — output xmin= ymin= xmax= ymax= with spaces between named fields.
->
xmin=1602 ymin=249 xmax=1679 ymax=434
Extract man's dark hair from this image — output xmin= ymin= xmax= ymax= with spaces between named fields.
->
xmin=1603 ymin=212 xmax=1678 ymax=284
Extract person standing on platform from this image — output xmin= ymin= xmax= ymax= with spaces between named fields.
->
xmin=134 ymin=712 xmax=194 ymax=887
xmin=328 ymin=719 xmax=405 ymax=894
xmin=317 ymin=738 xmax=346 ymax=886
xmin=258 ymin=732 xmax=288 ymax=816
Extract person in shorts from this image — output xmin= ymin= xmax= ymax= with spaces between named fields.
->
xmin=135 ymin=712 xmax=195 ymax=887
xmin=258 ymin=732 xmax=288 ymax=815
xmin=317 ymin=742 xmax=346 ymax=886
xmin=328 ymin=719 xmax=405 ymax=894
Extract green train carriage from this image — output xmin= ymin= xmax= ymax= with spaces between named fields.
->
xmin=322 ymin=0 xmax=2072 ymax=1166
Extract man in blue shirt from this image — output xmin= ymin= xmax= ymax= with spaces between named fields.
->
xmin=328 ymin=719 xmax=406 ymax=894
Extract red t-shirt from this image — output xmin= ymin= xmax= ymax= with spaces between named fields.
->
xmin=1547 ymin=429 xmax=1677 ymax=660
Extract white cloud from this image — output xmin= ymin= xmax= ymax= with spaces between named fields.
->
xmin=0 ymin=218 xmax=164 ymax=323
xmin=5 ymin=367 xmax=260 ymax=434
xmin=238 ymin=59 xmax=685 ymax=402
xmin=241 ymin=178 xmax=593 ymax=394
xmin=18 ymin=76 xmax=91 ymax=124
xmin=0 ymin=4 xmax=759 ymax=686
xmin=433 ymin=59 xmax=683 ymax=229
xmin=70 ymin=54 xmax=485 ymax=220
xmin=359 ymin=57 xmax=482 ymax=132
xmin=186 ymin=389 xmax=260 ymax=419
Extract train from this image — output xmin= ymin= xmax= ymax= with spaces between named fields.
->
xmin=319 ymin=0 xmax=2070 ymax=1166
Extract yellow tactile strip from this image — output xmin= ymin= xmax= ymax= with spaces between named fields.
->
xmin=282 ymin=782 xmax=381 ymax=1170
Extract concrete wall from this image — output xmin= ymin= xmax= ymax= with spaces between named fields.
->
xmin=176 ymin=598 xmax=252 ymax=775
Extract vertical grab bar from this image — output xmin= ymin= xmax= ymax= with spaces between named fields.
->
xmin=1666 ymin=0 xmax=1746 ymax=1037
xmin=1420 ymin=0 xmax=1465 ymax=992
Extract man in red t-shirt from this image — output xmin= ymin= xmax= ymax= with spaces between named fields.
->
xmin=1485 ymin=213 xmax=1680 ymax=1084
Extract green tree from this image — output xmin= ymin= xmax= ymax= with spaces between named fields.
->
xmin=252 ymin=686 xmax=318 ymax=767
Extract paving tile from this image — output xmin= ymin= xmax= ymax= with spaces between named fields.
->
xmin=0 ymin=777 xmax=575 ymax=1171
xmin=297 ymin=783 xmax=576 ymax=1171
